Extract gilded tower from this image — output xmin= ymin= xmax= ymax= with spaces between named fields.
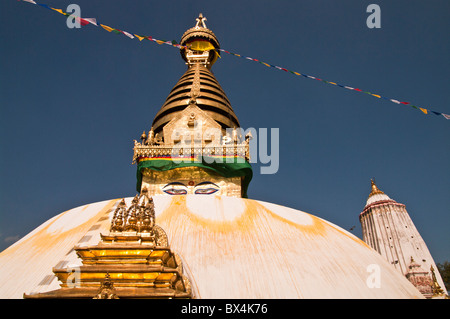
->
xmin=359 ymin=179 xmax=447 ymax=298
xmin=133 ymin=13 xmax=252 ymax=198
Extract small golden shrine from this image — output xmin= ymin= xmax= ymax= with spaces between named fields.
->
xmin=24 ymin=189 xmax=192 ymax=299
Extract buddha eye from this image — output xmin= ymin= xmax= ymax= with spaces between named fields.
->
xmin=194 ymin=182 xmax=219 ymax=195
xmin=163 ymin=188 xmax=187 ymax=195
xmin=194 ymin=188 xmax=218 ymax=195
xmin=162 ymin=183 xmax=187 ymax=195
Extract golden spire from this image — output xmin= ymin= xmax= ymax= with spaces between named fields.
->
xmin=195 ymin=13 xmax=207 ymax=29
xmin=369 ymin=178 xmax=385 ymax=196
xmin=430 ymin=265 xmax=445 ymax=296
xmin=179 ymin=13 xmax=220 ymax=68
xmin=150 ymin=14 xmax=240 ymax=135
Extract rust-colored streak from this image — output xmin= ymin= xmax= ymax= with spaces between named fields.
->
xmin=153 ymin=196 xmax=422 ymax=298
xmin=154 ymin=197 xmax=341 ymax=298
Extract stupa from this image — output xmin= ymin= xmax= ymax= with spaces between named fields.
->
xmin=0 ymin=14 xmax=425 ymax=299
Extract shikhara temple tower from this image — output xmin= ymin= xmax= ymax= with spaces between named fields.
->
xmin=360 ymin=179 xmax=447 ymax=298
xmin=0 ymin=14 xmax=437 ymax=299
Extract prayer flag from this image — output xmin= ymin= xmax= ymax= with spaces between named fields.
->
xmin=134 ymin=34 xmax=145 ymax=41
xmin=23 ymin=0 xmax=37 ymax=4
xmin=100 ymin=24 xmax=114 ymax=32
xmin=75 ymin=17 xmax=90 ymax=26
xmin=50 ymin=8 xmax=65 ymax=14
xmin=37 ymin=3 xmax=51 ymax=10
xmin=419 ymin=108 xmax=428 ymax=114
xmin=442 ymin=113 xmax=450 ymax=120
xmin=83 ymin=18 xmax=97 ymax=26
xmin=121 ymin=30 xmax=135 ymax=39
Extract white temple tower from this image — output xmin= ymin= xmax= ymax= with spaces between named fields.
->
xmin=359 ymin=179 xmax=447 ymax=298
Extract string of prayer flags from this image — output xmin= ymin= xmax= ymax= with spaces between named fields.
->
xmin=216 ymin=48 xmax=450 ymax=120
xmin=18 ymin=0 xmax=450 ymax=121
xmin=25 ymin=1 xmax=97 ymax=27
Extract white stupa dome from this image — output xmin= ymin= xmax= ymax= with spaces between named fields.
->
xmin=0 ymin=195 xmax=423 ymax=299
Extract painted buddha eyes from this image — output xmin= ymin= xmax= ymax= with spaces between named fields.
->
xmin=194 ymin=182 xmax=219 ymax=195
xmin=194 ymin=188 xmax=218 ymax=195
xmin=163 ymin=187 xmax=188 ymax=195
xmin=162 ymin=182 xmax=219 ymax=195
xmin=162 ymin=182 xmax=187 ymax=195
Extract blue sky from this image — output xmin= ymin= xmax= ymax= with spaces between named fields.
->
xmin=0 ymin=0 xmax=449 ymax=263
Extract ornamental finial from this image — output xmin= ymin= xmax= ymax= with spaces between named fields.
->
xmin=195 ymin=13 xmax=207 ymax=29
xmin=369 ymin=178 xmax=384 ymax=196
